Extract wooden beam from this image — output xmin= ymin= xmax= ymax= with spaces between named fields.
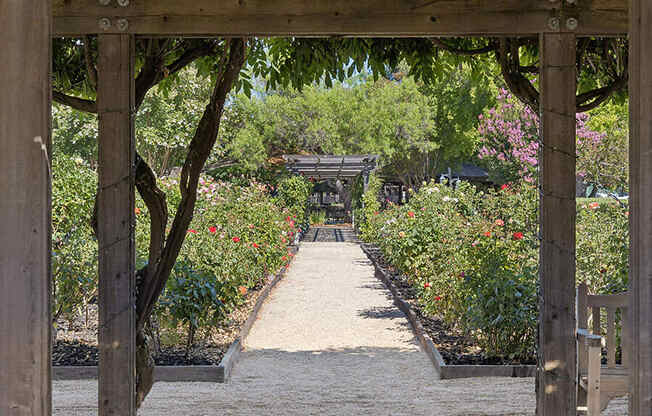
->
xmin=53 ymin=0 xmax=627 ymax=36
xmin=536 ymin=32 xmax=577 ymax=416
xmin=97 ymin=33 xmax=136 ymax=416
xmin=628 ymin=0 xmax=652 ymax=413
xmin=0 ymin=1 xmax=52 ymax=415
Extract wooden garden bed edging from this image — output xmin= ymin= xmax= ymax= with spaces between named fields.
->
xmin=359 ymin=243 xmax=535 ymax=380
xmin=54 ymin=245 xmax=300 ymax=383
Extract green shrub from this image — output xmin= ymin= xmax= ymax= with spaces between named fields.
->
xmin=309 ymin=210 xmax=327 ymax=225
xmin=137 ymin=177 xmax=297 ymax=343
xmin=51 ymin=154 xmax=98 ymax=325
xmin=357 ymin=173 xmax=383 ymax=240
xmin=275 ymin=176 xmax=312 ymax=223
xmin=363 ymin=181 xmax=628 ymax=361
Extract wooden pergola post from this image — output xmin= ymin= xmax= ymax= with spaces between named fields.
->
xmin=0 ymin=1 xmax=52 ymax=415
xmin=537 ymin=32 xmax=577 ymax=416
xmin=97 ymin=34 xmax=136 ymax=416
xmin=628 ymin=0 xmax=652 ymax=413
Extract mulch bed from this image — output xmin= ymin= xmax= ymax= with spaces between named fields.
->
xmin=361 ymin=243 xmax=536 ymax=366
xmin=53 ymin=277 xmax=272 ymax=367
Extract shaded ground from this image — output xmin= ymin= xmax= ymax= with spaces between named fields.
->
xmin=302 ymin=226 xmax=359 ymax=243
xmin=53 ymin=238 xmax=628 ymax=415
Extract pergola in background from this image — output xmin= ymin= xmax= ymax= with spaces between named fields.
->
xmin=1 ymin=1 xmax=651 ymax=416
xmin=283 ymin=155 xmax=378 ymax=186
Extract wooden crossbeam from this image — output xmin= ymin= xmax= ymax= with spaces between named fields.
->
xmin=53 ymin=0 xmax=627 ymax=36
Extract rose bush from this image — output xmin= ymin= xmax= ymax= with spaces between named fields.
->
xmin=136 ymin=175 xmax=302 ymax=346
xmin=361 ymin=181 xmax=628 ymax=361
xmin=53 ymin=154 xmax=306 ymax=348
xmin=52 ymin=154 xmax=98 ymax=330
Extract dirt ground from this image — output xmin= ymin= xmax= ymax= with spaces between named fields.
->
xmin=53 ymin=242 xmax=628 ymax=415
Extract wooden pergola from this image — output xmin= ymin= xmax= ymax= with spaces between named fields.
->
xmin=0 ymin=1 xmax=649 ymax=415
xmin=283 ymin=154 xmax=378 ymax=181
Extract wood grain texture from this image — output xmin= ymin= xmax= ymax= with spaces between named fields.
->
xmin=0 ymin=1 xmax=52 ymax=415
xmin=536 ymin=32 xmax=577 ymax=416
xmin=97 ymin=34 xmax=136 ymax=416
xmin=628 ymin=0 xmax=652 ymax=413
xmin=52 ymin=0 xmax=628 ymax=36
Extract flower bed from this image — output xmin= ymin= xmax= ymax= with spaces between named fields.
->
xmin=359 ymin=180 xmax=628 ymax=363
xmin=52 ymin=154 xmax=309 ymax=365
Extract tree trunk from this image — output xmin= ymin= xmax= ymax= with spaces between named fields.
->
xmin=133 ymin=38 xmax=247 ymax=406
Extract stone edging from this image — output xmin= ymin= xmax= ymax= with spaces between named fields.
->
xmin=359 ymin=243 xmax=536 ymax=380
xmin=53 ymin=244 xmax=300 ymax=383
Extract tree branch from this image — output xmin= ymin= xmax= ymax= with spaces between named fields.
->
xmin=52 ymin=90 xmax=97 ymax=113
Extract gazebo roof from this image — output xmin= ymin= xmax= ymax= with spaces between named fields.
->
xmin=283 ymin=155 xmax=378 ymax=180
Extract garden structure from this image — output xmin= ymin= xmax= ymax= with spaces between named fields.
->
xmin=284 ymin=154 xmax=378 ymax=221
xmin=1 ymin=1 xmax=650 ymax=416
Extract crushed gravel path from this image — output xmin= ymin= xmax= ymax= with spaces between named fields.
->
xmin=53 ymin=241 xmax=628 ymax=415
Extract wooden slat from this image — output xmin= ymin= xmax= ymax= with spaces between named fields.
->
xmin=52 ymin=0 xmax=628 ymax=36
xmin=607 ymin=307 xmax=616 ymax=368
xmin=592 ymin=307 xmax=601 ymax=336
xmin=621 ymin=307 xmax=629 ymax=368
xmin=587 ymin=344 xmax=602 ymax=416
xmin=97 ymin=33 xmax=136 ymax=416
xmin=628 ymin=0 xmax=652 ymax=413
xmin=537 ymin=32 xmax=577 ymax=416
xmin=586 ymin=293 xmax=629 ymax=308
xmin=0 ymin=1 xmax=52 ymax=415
xmin=577 ymin=284 xmax=589 ymax=375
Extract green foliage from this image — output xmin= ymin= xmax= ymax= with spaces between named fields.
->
xmin=224 ymin=71 xmax=491 ymax=186
xmin=51 ymin=153 xmax=98 ymax=323
xmin=581 ymin=100 xmax=629 ymax=192
xmin=357 ymin=173 xmax=383 ymax=241
xmin=136 ymin=66 xmax=212 ymax=175
xmin=135 ymin=177 xmax=298 ymax=338
xmin=52 ymin=103 xmax=98 ymax=165
xmin=274 ymin=176 xmax=312 ymax=223
xmin=363 ymin=182 xmax=628 ymax=361
xmin=309 ymin=210 xmax=327 ymax=226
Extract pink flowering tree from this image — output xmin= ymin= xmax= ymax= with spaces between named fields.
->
xmin=477 ymin=88 xmax=606 ymax=186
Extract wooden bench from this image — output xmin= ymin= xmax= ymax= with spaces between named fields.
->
xmin=576 ymin=283 xmax=629 ymax=415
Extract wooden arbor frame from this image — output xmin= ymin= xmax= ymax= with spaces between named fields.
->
xmin=283 ymin=155 xmax=378 ymax=182
xmin=1 ymin=1 xmax=650 ymax=415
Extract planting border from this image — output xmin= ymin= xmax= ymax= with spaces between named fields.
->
xmin=54 ymin=245 xmax=300 ymax=383
xmin=359 ymin=243 xmax=536 ymax=379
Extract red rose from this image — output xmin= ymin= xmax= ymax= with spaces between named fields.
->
xmin=232 ymin=236 xmax=241 ymax=243
xmin=282 ymin=256 xmax=288 ymax=262
xmin=408 ymin=211 xmax=415 ymax=218
xmin=424 ymin=283 xmax=431 ymax=288
xmin=484 ymin=231 xmax=491 ymax=237
xmin=434 ymin=296 xmax=442 ymax=301
xmin=187 ymin=229 xmax=197 ymax=234
xmin=209 ymin=226 xmax=217 ymax=233
xmin=252 ymin=242 xmax=259 ymax=248
xmin=513 ymin=232 xmax=524 ymax=240
xmin=501 ymin=184 xmax=509 ymax=191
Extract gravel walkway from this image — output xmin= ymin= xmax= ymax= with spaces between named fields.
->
xmin=53 ymin=241 xmax=628 ymax=415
